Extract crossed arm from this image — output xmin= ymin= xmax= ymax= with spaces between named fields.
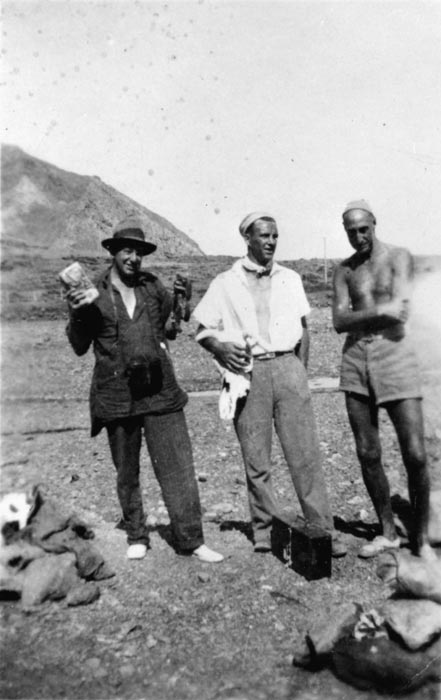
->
xmin=332 ymin=249 xmax=413 ymax=334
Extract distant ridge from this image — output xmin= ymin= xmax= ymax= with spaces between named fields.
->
xmin=1 ymin=144 xmax=204 ymax=259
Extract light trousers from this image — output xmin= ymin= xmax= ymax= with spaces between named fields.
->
xmin=234 ymin=354 xmax=333 ymax=545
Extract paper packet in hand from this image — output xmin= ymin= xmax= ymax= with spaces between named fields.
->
xmin=59 ymin=262 xmax=99 ymax=307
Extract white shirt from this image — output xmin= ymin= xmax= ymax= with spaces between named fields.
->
xmin=192 ymin=258 xmax=311 ymax=354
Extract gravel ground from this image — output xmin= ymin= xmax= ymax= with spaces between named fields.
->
xmin=0 ymin=310 xmax=439 ymax=700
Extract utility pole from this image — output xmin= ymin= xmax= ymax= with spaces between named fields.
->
xmin=323 ymin=236 xmax=328 ymax=286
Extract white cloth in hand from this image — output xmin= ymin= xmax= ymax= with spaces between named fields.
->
xmin=195 ymin=328 xmax=257 ymax=420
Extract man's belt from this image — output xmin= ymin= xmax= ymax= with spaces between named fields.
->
xmin=254 ymin=350 xmax=294 ymax=361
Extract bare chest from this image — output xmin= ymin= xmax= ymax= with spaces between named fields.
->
xmin=346 ymin=259 xmax=395 ymax=307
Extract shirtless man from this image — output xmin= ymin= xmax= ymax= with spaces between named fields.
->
xmin=333 ymin=200 xmax=434 ymax=559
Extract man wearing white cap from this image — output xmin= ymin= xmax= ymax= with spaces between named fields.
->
xmin=193 ymin=212 xmax=346 ymax=556
xmin=333 ymin=200 xmax=434 ymax=559
xmin=65 ymin=216 xmax=223 ymax=564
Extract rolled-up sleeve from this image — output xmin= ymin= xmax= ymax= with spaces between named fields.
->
xmin=295 ymin=276 xmax=311 ymax=317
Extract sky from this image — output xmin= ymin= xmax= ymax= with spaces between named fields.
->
xmin=2 ymin=0 xmax=441 ymax=260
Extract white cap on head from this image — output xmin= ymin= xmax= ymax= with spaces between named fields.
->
xmin=239 ymin=211 xmax=275 ymax=236
xmin=342 ymin=199 xmax=374 ymax=217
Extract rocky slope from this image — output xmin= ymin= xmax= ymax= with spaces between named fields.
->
xmin=1 ymin=145 xmax=204 ymax=259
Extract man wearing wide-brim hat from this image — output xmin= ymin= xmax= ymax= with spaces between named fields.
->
xmin=66 ymin=216 xmax=223 ymax=563
xmin=100 ymin=218 xmax=157 ymax=257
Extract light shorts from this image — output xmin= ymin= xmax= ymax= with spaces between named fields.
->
xmin=340 ymin=327 xmax=422 ymax=405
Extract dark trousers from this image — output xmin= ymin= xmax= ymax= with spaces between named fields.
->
xmin=106 ymin=410 xmax=204 ymax=551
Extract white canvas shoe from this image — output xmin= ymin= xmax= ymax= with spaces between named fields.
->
xmin=419 ymin=543 xmax=438 ymax=561
xmin=192 ymin=544 xmax=224 ymax=563
xmin=127 ymin=543 xmax=147 ymax=560
xmin=359 ymin=536 xmax=400 ymax=559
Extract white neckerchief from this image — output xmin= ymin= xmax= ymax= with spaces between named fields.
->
xmin=110 ymin=267 xmax=136 ymax=319
xmin=241 ymin=256 xmax=273 ymax=277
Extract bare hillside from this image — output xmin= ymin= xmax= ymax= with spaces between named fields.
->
xmin=1 ymin=145 xmax=204 ymax=259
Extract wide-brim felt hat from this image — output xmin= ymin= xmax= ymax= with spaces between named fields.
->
xmin=101 ymin=216 xmax=157 ymax=256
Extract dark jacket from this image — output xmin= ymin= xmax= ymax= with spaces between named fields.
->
xmin=66 ymin=268 xmax=187 ymax=435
